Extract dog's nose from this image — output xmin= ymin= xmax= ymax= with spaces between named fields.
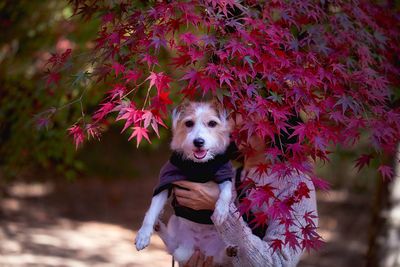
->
xmin=193 ymin=138 xmax=205 ymax=148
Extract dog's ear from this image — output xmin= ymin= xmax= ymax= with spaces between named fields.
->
xmin=171 ymin=108 xmax=181 ymax=129
xmin=210 ymin=100 xmax=228 ymax=123
xmin=172 ymin=100 xmax=190 ymax=129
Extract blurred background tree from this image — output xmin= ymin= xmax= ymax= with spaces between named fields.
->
xmin=0 ymin=1 xmax=175 ymax=182
xmin=0 ymin=1 xmax=399 ymax=266
xmin=0 ymin=1 xmax=102 ymax=180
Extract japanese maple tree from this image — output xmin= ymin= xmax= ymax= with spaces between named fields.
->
xmin=43 ymin=0 xmax=400 ymax=252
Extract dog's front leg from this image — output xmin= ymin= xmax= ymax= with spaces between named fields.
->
xmin=135 ymin=190 xmax=168 ymax=250
xmin=212 ymin=181 xmax=232 ymax=225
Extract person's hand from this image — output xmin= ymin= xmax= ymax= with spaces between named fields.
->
xmin=172 ymin=180 xmax=220 ymax=210
xmin=183 ymin=250 xmax=214 ymax=267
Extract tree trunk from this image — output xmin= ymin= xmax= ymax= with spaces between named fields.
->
xmin=378 ymin=145 xmax=400 ymax=267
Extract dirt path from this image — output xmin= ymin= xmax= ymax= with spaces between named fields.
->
xmin=0 ymin=178 xmax=172 ymax=267
xmin=0 ymin=177 xmax=370 ymax=267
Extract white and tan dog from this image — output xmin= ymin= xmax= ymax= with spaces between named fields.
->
xmin=135 ymin=101 xmax=233 ymax=265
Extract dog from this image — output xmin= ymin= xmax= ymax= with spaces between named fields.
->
xmin=134 ymin=101 xmax=234 ymax=265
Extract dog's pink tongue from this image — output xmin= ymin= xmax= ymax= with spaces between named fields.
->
xmin=194 ymin=150 xmax=207 ymax=159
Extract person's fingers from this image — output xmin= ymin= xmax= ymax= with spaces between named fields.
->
xmin=196 ymin=251 xmax=205 ymax=267
xmin=173 ymin=180 xmax=198 ymax=190
xmin=174 ymin=187 xmax=193 ymax=198
xmin=175 ymin=197 xmax=197 ymax=210
xmin=184 ymin=251 xmax=199 ymax=267
xmin=193 ymin=250 xmax=202 ymax=267
xmin=203 ymin=256 xmax=213 ymax=267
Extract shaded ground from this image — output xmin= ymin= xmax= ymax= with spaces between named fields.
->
xmin=0 ymin=176 xmax=371 ymax=267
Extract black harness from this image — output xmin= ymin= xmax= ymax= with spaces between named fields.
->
xmin=171 ymin=151 xmax=232 ymax=225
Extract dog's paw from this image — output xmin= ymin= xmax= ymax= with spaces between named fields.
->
xmin=212 ymin=201 xmax=229 ymax=226
xmin=135 ymin=227 xmax=152 ymax=251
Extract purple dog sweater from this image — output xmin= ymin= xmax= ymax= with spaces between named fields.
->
xmin=153 ymin=150 xmax=234 ymax=224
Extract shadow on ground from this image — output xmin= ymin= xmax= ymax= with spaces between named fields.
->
xmin=0 ymin=130 xmax=371 ymax=266
xmin=0 ymin=175 xmax=370 ymax=267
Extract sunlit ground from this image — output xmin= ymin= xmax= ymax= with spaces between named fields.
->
xmin=0 ymin=180 xmax=370 ymax=267
xmin=0 ymin=182 xmax=170 ymax=267
xmin=0 ymin=220 xmax=169 ymax=267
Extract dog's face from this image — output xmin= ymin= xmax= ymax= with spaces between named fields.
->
xmin=170 ymin=102 xmax=231 ymax=162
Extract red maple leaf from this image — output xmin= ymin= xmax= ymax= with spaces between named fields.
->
xmin=106 ymin=84 xmax=126 ymax=101
xmin=54 ymin=0 xmax=400 ymax=252
xmin=45 ymin=71 xmax=61 ymax=87
xmin=199 ymin=76 xmax=218 ymax=94
xmin=237 ymin=197 xmax=253 ymax=216
xmin=354 ymin=154 xmax=374 ymax=172
xmin=301 ymin=236 xmax=324 ymax=253
xmin=294 ymin=182 xmax=310 ymax=200
xmin=270 ymin=239 xmax=284 ymax=253
xmin=255 ymin=163 xmax=269 ymax=177
xmin=170 ymin=53 xmax=191 ymax=68
xmin=268 ymin=199 xmax=293 ymax=220
xmin=301 ymin=223 xmax=318 ymax=239
xmin=249 ymin=211 xmax=269 ymax=228
xmin=124 ymin=69 xmax=142 ymax=84
xmin=284 ymin=230 xmax=300 ymax=251
xmin=146 ymin=72 xmax=171 ymax=93
xmin=140 ymin=54 xmax=158 ymax=68
xmin=303 ymin=211 xmax=318 ymax=227
xmin=112 ymin=62 xmax=125 ymax=77
xmin=180 ymin=69 xmax=202 ymax=88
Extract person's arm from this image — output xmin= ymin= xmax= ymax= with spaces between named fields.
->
xmin=211 ymin=175 xmax=317 ymax=267
xmin=174 ymin=176 xmax=317 ymax=267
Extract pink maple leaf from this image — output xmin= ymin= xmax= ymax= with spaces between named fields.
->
xmin=68 ymin=124 xmax=85 ymax=149
xmin=92 ymin=102 xmax=115 ymax=122
xmin=85 ymin=124 xmax=101 ymax=140
xmin=311 ymin=176 xmax=331 ymax=192
xmin=180 ymin=32 xmax=198 ymax=45
xmin=378 ymin=165 xmax=394 ymax=181
xmin=128 ymin=126 xmax=151 ymax=147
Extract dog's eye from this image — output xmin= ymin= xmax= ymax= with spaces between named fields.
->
xmin=208 ymin=120 xmax=217 ymax=128
xmin=185 ymin=120 xmax=194 ymax=128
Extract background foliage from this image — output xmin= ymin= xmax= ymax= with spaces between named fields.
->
xmin=1 ymin=0 xmax=400 ymax=255
xmin=0 ymin=1 xmax=101 ymax=179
